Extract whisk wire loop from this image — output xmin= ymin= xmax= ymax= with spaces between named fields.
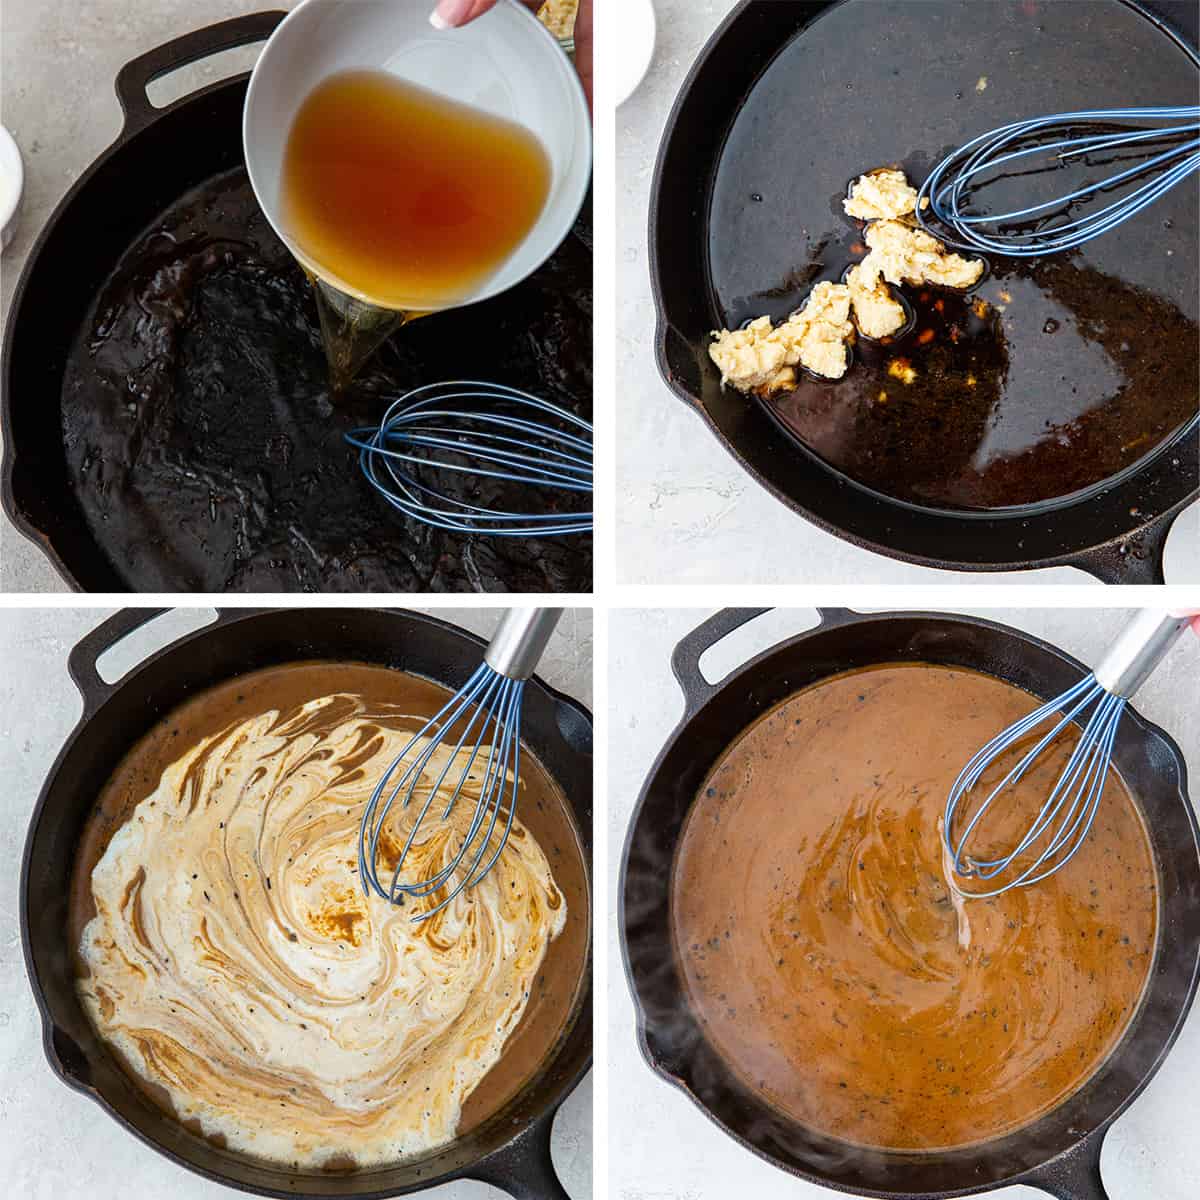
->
xmin=916 ymin=105 xmax=1200 ymax=256
xmin=383 ymin=670 xmax=502 ymax=900
xmin=359 ymin=663 xmax=527 ymax=921
xmin=347 ymin=381 xmax=593 ymax=537
xmin=943 ymin=675 xmax=1128 ymax=898
xmin=357 ymin=610 xmax=560 ymax=923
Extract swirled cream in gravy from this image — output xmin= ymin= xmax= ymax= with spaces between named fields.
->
xmin=672 ymin=664 xmax=1157 ymax=1151
xmin=71 ymin=663 xmax=587 ymax=1169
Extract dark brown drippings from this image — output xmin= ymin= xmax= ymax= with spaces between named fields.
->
xmin=671 ymin=664 xmax=1157 ymax=1151
xmin=69 ymin=661 xmax=589 ymax=1160
xmin=707 ymin=0 xmax=1198 ymax=512
xmin=61 ymin=170 xmax=592 ymax=592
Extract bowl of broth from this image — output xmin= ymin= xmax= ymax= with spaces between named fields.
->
xmin=243 ymin=0 xmax=591 ymax=314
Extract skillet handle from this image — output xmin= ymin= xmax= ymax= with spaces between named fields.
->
xmin=1021 ymin=1128 xmax=1109 ymax=1200
xmin=66 ymin=608 xmax=254 ymax=715
xmin=115 ymin=11 xmax=286 ymax=135
xmin=68 ymin=608 xmax=168 ymax=715
xmin=671 ymin=608 xmax=859 ymax=716
xmin=1073 ymin=508 xmax=1177 ymax=585
xmin=466 ymin=1108 xmax=572 ymax=1200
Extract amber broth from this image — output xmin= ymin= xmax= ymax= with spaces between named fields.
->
xmin=282 ymin=70 xmax=551 ymax=311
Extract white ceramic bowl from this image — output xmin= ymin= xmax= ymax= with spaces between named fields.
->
xmin=243 ymin=0 xmax=591 ymax=311
xmin=0 ymin=125 xmax=24 ymax=253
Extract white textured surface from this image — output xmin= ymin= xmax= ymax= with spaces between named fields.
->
xmin=614 ymin=0 xmax=1200 ymax=586
xmin=608 ymin=607 xmax=1200 ymax=1199
xmin=0 ymin=606 xmax=592 ymax=1199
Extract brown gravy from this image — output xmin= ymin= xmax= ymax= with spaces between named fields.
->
xmin=69 ymin=661 xmax=589 ymax=1158
xmin=671 ymin=664 xmax=1157 ymax=1151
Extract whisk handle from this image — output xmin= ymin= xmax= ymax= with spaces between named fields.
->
xmin=486 ymin=608 xmax=564 ymax=680
xmin=1093 ymin=610 xmax=1191 ymax=697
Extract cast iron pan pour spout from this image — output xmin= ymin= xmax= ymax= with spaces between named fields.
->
xmin=625 ymin=606 xmax=1200 ymax=1200
xmin=28 ymin=607 xmax=590 ymax=1200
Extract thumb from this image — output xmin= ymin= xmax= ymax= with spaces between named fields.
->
xmin=430 ymin=0 xmax=501 ymax=29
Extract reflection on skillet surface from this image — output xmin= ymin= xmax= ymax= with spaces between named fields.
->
xmin=709 ymin=0 xmax=1198 ymax=511
xmin=61 ymin=171 xmax=592 ymax=592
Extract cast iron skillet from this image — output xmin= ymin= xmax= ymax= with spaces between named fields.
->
xmin=1 ymin=13 xmax=287 ymax=590
xmin=22 ymin=607 xmax=592 ymax=1200
xmin=1 ymin=12 xmax=590 ymax=593
xmin=650 ymin=0 xmax=1199 ymax=584
xmin=621 ymin=608 xmax=1200 ymax=1199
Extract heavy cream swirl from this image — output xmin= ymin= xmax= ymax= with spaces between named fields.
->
xmin=78 ymin=695 xmax=566 ymax=1168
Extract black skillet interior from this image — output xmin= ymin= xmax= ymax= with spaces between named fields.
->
xmin=1 ymin=14 xmax=592 ymax=594
xmin=22 ymin=608 xmax=593 ymax=1200
xmin=621 ymin=609 xmax=1200 ymax=1198
xmin=651 ymin=0 xmax=1199 ymax=581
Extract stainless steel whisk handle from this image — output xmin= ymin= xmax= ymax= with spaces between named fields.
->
xmin=1093 ymin=610 xmax=1192 ymax=698
xmin=485 ymin=608 xmax=564 ymax=681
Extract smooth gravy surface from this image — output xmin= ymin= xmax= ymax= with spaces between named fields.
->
xmin=671 ymin=664 xmax=1157 ymax=1151
xmin=70 ymin=661 xmax=588 ymax=1165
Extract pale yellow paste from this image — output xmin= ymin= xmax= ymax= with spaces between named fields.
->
xmin=846 ymin=261 xmax=907 ymax=339
xmin=843 ymin=169 xmax=926 ymax=221
xmin=864 ymin=219 xmax=984 ymax=289
xmin=709 ymin=281 xmax=854 ymax=388
xmin=710 ymin=170 xmax=983 ymax=391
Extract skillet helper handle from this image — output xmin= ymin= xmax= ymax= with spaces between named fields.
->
xmin=67 ymin=608 xmax=169 ymax=715
xmin=1075 ymin=507 xmax=1178 ymax=585
xmin=467 ymin=1109 xmax=571 ymax=1200
xmin=115 ymin=10 xmax=287 ymax=135
xmin=66 ymin=607 xmax=256 ymax=715
xmin=671 ymin=608 xmax=860 ymax=716
xmin=1024 ymin=1127 xmax=1110 ymax=1200
xmin=671 ymin=608 xmax=771 ymax=716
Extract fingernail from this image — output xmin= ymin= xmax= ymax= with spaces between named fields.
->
xmin=430 ymin=0 xmax=472 ymax=29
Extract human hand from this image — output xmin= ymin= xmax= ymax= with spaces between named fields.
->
xmin=430 ymin=0 xmax=593 ymax=110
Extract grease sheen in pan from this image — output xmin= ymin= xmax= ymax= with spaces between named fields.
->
xmin=708 ymin=0 xmax=1199 ymax=511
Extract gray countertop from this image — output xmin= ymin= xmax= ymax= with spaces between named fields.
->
xmin=615 ymin=0 xmax=1199 ymax=586
xmin=608 ymin=606 xmax=1199 ymax=1199
xmin=0 ymin=605 xmax=592 ymax=1199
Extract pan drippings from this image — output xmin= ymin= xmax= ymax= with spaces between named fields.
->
xmin=60 ymin=170 xmax=591 ymax=592
xmin=759 ymin=250 xmax=1197 ymax=509
xmin=70 ymin=663 xmax=588 ymax=1169
xmin=671 ymin=665 xmax=1157 ymax=1151
xmin=707 ymin=0 xmax=1198 ymax=510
